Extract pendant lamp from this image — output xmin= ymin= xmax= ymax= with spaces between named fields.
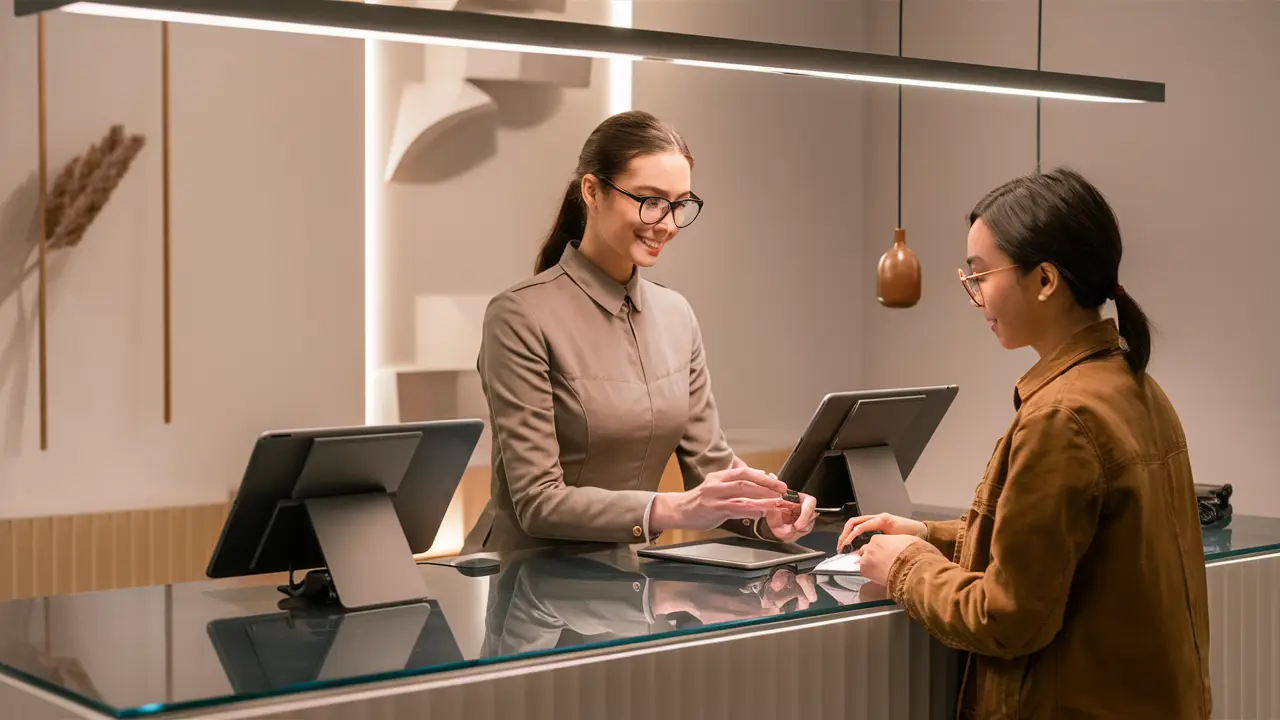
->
xmin=877 ymin=0 xmax=921 ymax=309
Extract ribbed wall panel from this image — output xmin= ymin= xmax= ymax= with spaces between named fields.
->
xmin=0 ymin=504 xmax=231 ymax=601
xmin=1207 ymin=552 xmax=1280 ymax=720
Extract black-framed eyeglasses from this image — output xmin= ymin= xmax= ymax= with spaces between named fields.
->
xmin=599 ymin=177 xmax=703 ymax=228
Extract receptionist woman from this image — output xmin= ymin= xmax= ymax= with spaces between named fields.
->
xmin=840 ymin=168 xmax=1212 ymax=718
xmin=462 ymin=110 xmax=817 ymax=554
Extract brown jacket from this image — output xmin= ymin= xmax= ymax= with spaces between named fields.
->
xmin=462 ymin=242 xmax=748 ymax=553
xmin=887 ymin=320 xmax=1211 ymax=719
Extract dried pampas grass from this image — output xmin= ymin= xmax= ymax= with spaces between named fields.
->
xmin=45 ymin=124 xmax=146 ymax=249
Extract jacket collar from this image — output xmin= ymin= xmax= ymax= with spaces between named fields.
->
xmin=559 ymin=241 xmax=644 ymax=316
xmin=1014 ymin=319 xmax=1124 ymax=409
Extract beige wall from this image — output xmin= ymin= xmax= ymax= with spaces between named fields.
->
xmin=860 ymin=0 xmax=1280 ymax=514
xmin=635 ymin=0 xmax=870 ymax=448
xmin=0 ymin=13 xmax=364 ymax=519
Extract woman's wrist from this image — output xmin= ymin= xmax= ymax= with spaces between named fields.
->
xmin=650 ymin=492 xmax=687 ymax=533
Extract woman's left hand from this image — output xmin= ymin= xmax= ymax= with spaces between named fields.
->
xmin=856 ymin=533 xmax=924 ymax=586
xmin=728 ymin=462 xmax=817 ymax=542
xmin=763 ymin=490 xmax=817 ymax=542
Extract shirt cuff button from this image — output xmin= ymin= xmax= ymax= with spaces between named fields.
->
xmin=632 ymin=526 xmax=643 ymax=537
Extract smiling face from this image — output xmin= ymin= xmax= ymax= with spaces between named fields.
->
xmin=965 ymin=218 xmax=1046 ymax=350
xmin=580 ymin=151 xmax=693 ymax=280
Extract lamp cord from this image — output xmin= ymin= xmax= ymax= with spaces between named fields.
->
xmin=1035 ymin=0 xmax=1042 ymax=174
xmin=897 ymin=0 xmax=903 ymax=228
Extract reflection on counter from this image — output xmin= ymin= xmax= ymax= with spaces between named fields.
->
xmin=204 ymin=547 xmax=892 ymax=699
xmin=479 ymin=547 xmax=883 ymax=658
xmin=208 ymin=601 xmax=464 ymax=695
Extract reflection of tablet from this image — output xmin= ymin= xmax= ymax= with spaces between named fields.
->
xmin=637 ymin=537 xmax=825 ymax=571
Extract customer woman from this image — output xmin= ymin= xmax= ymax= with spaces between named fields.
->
xmin=839 ymin=168 xmax=1211 ymax=718
xmin=462 ymin=110 xmax=817 ymax=553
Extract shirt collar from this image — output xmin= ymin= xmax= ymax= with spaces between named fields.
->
xmin=559 ymin=241 xmax=643 ymax=316
xmin=1013 ymin=319 xmax=1124 ymax=409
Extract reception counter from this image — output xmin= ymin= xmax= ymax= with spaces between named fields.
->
xmin=1 ymin=506 xmax=1278 ymax=720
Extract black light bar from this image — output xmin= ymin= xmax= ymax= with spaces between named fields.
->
xmin=14 ymin=0 xmax=1165 ymax=103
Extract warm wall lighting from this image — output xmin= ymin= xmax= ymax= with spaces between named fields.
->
xmin=16 ymin=1 xmax=1165 ymax=103
xmin=607 ymin=0 xmax=632 ymax=115
xmin=364 ymin=36 xmax=382 ymax=425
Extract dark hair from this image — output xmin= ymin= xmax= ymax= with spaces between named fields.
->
xmin=968 ymin=167 xmax=1152 ymax=375
xmin=534 ymin=110 xmax=693 ymax=273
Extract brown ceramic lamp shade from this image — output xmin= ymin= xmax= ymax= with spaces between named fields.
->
xmin=877 ymin=228 xmax=921 ymax=308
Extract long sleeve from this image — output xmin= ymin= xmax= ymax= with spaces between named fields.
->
xmin=923 ymin=518 xmax=963 ymax=559
xmin=886 ymin=405 xmax=1105 ymax=659
xmin=480 ymin=292 xmax=654 ymax=543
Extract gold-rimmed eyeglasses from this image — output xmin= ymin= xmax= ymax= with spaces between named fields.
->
xmin=957 ymin=265 xmax=1017 ymax=307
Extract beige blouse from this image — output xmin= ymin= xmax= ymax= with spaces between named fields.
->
xmin=461 ymin=242 xmax=741 ymax=553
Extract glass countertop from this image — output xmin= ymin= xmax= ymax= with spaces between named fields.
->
xmin=1 ymin=508 xmax=1277 ymax=718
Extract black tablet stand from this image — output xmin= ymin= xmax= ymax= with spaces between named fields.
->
xmin=251 ymin=431 xmax=432 ymax=611
xmin=804 ymin=394 xmax=923 ymax=519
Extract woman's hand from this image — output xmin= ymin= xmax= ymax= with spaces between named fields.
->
xmin=762 ymin=492 xmax=818 ymax=542
xmin=837 ymin=512 xmax=927 ymax=552
xmin=855 ymin=534 xmax=924 ymax=586
xmin=756 ymin=567 xmax=818 ymax=615
xmin=855 ymin=580 xmax=889 ymax=603
xmin=651 ymin=466 xmax=788 ymax=532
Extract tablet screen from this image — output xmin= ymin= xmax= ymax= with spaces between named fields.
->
xmin=654 ymin=543 xmax=803 ymax=565
xmin=639 ymin=538 xmax=824 ymax=570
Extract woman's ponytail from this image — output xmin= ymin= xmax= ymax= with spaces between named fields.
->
xmin=534 ymin=179 xmax=586 ymax=274
xmin=1113 ymin=290 xmax=1152 ymax=375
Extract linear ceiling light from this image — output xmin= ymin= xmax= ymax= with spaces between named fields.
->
xmin=14 ymin=0 xmax=1165 ymax=103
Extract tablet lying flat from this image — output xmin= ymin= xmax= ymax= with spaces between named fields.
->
xmin=637 ymin=536 xmax=825 ymax=571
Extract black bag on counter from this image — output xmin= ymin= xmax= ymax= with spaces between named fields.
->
xmin=1195 ymin=483 xmax=1233 ymax=529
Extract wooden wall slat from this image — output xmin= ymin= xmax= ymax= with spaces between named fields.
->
xmin=0 ymin=520 xmax=13 ymax=599
xmin=151 ymin=510 xmax=171 ymax=588
xmin=50 ymin=516 xmax=72 ymax=595
xmin=0 ymin=502 xmax=232 ymax=601
xmin=11 ymin=519 xmax=34 ymax=599
xmin=91 ymin=514 xmax=112 ymax=591
xmin=111 ymin=511 xmax=132 ymax=590
xmin=71 ymin=514 xmax=93 ymax=594
xmin=130 ymin=510 xmax=151 ymax=588
xmin=31 ymin=518 xmax=53 ymax=596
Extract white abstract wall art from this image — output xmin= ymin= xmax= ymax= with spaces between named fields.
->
xmin=383 ymin=1 xmax=593 ymax=183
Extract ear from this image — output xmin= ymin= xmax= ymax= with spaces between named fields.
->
xmin=581 ymin=174 xmax=600 ymax=211
xmin=1037 ymin=262 xmax=1062 ymax=302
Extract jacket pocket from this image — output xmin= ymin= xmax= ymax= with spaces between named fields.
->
xmin=978 ymin=654 xmax=1032 ymax=718
xmin=972 ymin=480 xmax=1004 ymax=519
